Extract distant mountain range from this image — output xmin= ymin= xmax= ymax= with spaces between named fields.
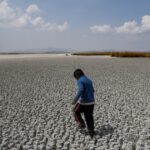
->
xmin=0 ymin=47 xmax=75 ymax=54
xmin=0 ymin=47 xmax=149 ymax=54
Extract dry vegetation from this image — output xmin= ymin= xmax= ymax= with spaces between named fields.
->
xmin=72 ymin=51 xmax=150 ymax=57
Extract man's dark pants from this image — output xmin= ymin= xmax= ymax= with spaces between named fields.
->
xmin=73 ymin=103 xmax=94 ymax=132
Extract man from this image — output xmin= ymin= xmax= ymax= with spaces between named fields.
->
xmin=72 ymin=69 xmax=95 ymax=137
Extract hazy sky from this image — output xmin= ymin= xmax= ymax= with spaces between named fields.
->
xmin=0 ymin=0 xmax=150 ymax=51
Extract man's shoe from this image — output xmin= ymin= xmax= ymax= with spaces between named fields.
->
xmin=89 ymin=130 xmax=95 ymax=138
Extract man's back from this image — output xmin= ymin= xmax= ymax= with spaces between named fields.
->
xmin=76 ymin=75 xmax=95 ymax=104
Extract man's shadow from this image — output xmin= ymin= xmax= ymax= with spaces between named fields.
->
xmin=95 ymin=124 xmax=114 ymax=137
xmin=80 ymin=124 xmax=114 ymax=138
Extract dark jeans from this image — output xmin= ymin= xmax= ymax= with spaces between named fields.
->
xmin=73 ymin=103 xmax=94 ymax=131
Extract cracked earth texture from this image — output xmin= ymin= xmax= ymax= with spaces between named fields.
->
xmin=0 ymin=56 xmax=150 ymax=150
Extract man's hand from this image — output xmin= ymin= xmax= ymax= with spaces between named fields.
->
xmin=71 ymin=101 xmax=77 ymax=112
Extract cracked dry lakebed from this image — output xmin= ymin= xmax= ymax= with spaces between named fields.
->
xmin=0 ymin=55 xmax=150 ymax=150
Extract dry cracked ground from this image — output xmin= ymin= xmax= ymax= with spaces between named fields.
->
xmin=0 ymin=56 xmax=150 ymax=150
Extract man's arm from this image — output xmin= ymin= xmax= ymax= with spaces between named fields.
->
xmin=72 ymin=81 xmax=84 ymax=104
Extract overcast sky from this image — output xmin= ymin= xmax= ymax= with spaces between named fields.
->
xmin=0 ymin=0 xmax=150 ymax=51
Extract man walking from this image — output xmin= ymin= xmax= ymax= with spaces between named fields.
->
xmin=72 ymin=69 xmax=95 ymax=137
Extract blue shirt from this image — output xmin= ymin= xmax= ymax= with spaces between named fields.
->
xmin=74 ymin=75 xmax=95 ymax=104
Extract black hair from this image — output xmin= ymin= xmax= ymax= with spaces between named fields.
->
xmin=74 ymin=69 xmax=84 ymax=79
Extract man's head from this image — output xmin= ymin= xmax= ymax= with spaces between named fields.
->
xmin=74 ymin=69 xmax=84 ymax=80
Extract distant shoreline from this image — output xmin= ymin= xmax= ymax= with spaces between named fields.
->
xmin=0 ymin=53 xmax=113 ymax=59
xmin=0 ymin=52 xmax=69 ymax=55
xmin=0 ymin=51 xmax=150 ymax=58
xmin=0 ymin=53 xmax=71 ymax=59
